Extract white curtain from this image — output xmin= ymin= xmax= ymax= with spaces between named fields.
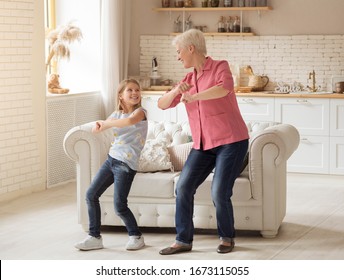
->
xmin=100 ymin=0 xmax=131 ymax=117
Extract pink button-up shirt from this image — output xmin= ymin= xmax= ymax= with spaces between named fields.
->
xmin=167 ymin=57 xmax=249 ymax=150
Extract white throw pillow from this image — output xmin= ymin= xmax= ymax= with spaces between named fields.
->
xmin=138 ymin=138 xmax=173 ymax=172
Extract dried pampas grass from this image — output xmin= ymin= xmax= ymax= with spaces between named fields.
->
xmin=45 ymin=21 xmax=83 ymax=69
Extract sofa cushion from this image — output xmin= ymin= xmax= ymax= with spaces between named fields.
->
xmin=138 ymin=138 xmax=173 ymax=172
xmin=174 ymin=173 xmax=252 ymax=202
xmin=129 ymin=171 xmax=180 ymax=199
xmin=167 ymin=142 xmax=193 ymax=171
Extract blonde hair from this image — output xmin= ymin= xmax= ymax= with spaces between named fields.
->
xmin=116 ymin=78 xmax=142 ymax=112
xmin=172 ymin=29 xmax=207 ymax=56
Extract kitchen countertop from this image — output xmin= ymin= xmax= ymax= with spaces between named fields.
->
xmin=142 ymin=90 xmax=344 ymax=98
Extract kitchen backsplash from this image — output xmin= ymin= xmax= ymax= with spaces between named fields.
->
xmin=139 ymin=34 xmax=344 ymax=92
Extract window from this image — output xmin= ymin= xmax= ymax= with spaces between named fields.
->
xmin=44 ymin=0 xmax=101 ymax=94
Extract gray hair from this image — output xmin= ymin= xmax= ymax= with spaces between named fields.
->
xmin=172 ymin=29 xmax=207 ymax=56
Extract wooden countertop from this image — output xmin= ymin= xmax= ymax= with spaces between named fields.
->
xmin=142 ymin=90 xmax=344 ymax=98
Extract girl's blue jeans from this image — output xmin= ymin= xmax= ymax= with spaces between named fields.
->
xmin=175 ymin=139 xmax=249 ymax=246
xmin=85 ymin=155 xmax=141 ymax=237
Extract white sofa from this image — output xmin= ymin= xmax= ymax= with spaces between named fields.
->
xmin=64 ymin=120 xmax=299 ymax=238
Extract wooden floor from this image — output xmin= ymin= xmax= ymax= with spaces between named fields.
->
xmin=1 ymin=173 xmax=344 ymax=261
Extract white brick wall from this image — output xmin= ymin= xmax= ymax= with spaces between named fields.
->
xmin=140 ymin=35 xmax=344 ymax=91
xmin=0 ymin=0 xmax=44 ymax=197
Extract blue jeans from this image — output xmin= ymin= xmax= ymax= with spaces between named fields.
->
xmin=86 ymin=155 xmax=141 ymax=237
xmin=175 ymin=139 xmax=249 ymax=245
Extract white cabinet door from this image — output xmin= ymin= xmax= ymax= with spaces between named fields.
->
xmin=236 ymin=97 xmax=275 ymax=121
xmin=329 ymin=137 xmax=344 ymax=175
xmin=288 ymin=135 xmax=330 ymax=174
xmin=275 ymin=98 xmax=330 ymax=136
xmin=330 ymin=99 xmax=344 ymax=137
xmin=141 ymin=95 xmax=173 ymax=122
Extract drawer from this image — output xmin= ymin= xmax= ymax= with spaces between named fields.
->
xmin=288 ymin=135 xmax=329 ymax=174
xmin=237 ymin=97 xmax=275 ymax=121
xmin=275 ymin=98 xmax=330 ymax=136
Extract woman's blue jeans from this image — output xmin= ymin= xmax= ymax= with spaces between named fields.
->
xmin=85 ymin=155 xmax=141 ymax=237
xmin=175 ymin=139 xmax=249 ymax=245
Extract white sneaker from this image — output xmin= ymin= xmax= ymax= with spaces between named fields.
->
xmin=126 ymin=235 xmax=145 ymax=250
xmin=75 ymin=235 xmax=104 ymax=251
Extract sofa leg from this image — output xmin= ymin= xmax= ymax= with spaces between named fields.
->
xmin=260 ymin=230 xmax=278 ymax=238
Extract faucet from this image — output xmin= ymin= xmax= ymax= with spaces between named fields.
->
xmin=307 ymin=70 xmax=318 ymax=92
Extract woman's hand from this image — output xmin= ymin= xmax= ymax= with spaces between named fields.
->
xmin=180 ymin=92 xmax=196 ymax=104
xmin=158 ymin=82 xmax=193 ymax=109
xmin=176 ymin=82 xmax=193 ymax=94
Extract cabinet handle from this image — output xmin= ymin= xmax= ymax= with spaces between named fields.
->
xmin=142 ymin=96 xmax=151 ymax=100
xmin=243 ymin=98 xmax=254 ymax=103
xmin=300 ymin=137 xmax=309 ymax=141
xmin=296 ymin=99 xmax=308 ymax=103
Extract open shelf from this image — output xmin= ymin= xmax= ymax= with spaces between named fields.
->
xmin=170 ymin=32 xmax=254 ymax=36
xmin=153 ymin=6 xmax=272 ymax=36
xmin=153 ymin=7 xmax=272 ymax=12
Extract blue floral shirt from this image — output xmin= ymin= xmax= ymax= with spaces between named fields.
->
xmin=108 ymin=107 xmax=148 ymax=170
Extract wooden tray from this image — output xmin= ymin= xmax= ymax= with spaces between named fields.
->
xmin=235 ymin=86 xmax=253 ymax=93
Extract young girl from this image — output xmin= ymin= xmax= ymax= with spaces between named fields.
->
xmin=75 ymin=79 xmax=148 ymax=251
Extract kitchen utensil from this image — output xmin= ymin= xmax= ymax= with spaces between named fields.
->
xmin=331 ymin=76 xmax=344 ymax=93
xmin=335 ymin=82 xmax=344 ymax=93
xmin=248 ymin=75 xmax=269 ymax=91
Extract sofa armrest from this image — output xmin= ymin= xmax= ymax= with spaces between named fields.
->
xmin=63 ymin=122 xmax=113 ymax=226
xmin=63 ymin=121 xmax=112 ymax=168
xmin=248 ymin=123 xmax=300 ymax=200
xmin=248 ymin=123 xmax=299 ymax=236
xmin=249 ymin=123 xmax=299 ymax=166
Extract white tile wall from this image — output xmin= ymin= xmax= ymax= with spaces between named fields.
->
xmin=140 ymin=35 xmax=344 ymax=91
xmin=0 ymin=1 xmax=44 ymax=196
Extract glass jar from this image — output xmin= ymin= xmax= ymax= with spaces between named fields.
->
xmin=224 ymin=0 xmax=233 ymax=7
xmin=218 ymin=16 xmax=225 ymax=33
xmin=161 ymin=0 xmax=170 ymax=7
xmin=226 ymin=16 xmax=233 ymax=32
xmin=238 ymin=0 xmax=245 ymax=7
xmin=174 ymin=0 xmax=184 ymax=7
xmin=210 ymin=0 xmax=219 ymax=7
xmin=184 ymin=0 xmax=192 ymax=7
xmin=256 ymin=0 xmax=267 ymax=6
xmin=185 ymin=15 xmax=193 ymax=30
xmin=173 ymin=18 xmax=182 ymax=33
xmin=233 ymin=16 xmax=240 ymax=32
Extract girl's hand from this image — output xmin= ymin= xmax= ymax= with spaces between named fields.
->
xmin=92 ymin=121 xmax=104 ymax=133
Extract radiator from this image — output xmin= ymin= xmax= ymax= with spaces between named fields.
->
xmin=46 ymin=92 xmax=103 ymax=187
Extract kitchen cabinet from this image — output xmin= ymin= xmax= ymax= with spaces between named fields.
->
xmin=142 ymin=91 xmax=344 ymax=175
xmin=142 ymin=94 xmax=188 ymax=123
xmin=329 ymin=99 xmax=344 ymax=174
xmin=330 ymin=99 xmax=344 ymax=137
xmin=330 ymin=137 xmax=344 ymax=175
xmin=236 ymin=96 xmax=274 ymax=121
xmin=152 ymin=6 xmax=272 ymax=36
xmin=141 ymin=95 xmax=173 ymax=122
xmin=275 ymin=98 xmax=330 ymax=174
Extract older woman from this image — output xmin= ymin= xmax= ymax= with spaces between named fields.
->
xmin=158 ymin=29 xmax=249 ymax=255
